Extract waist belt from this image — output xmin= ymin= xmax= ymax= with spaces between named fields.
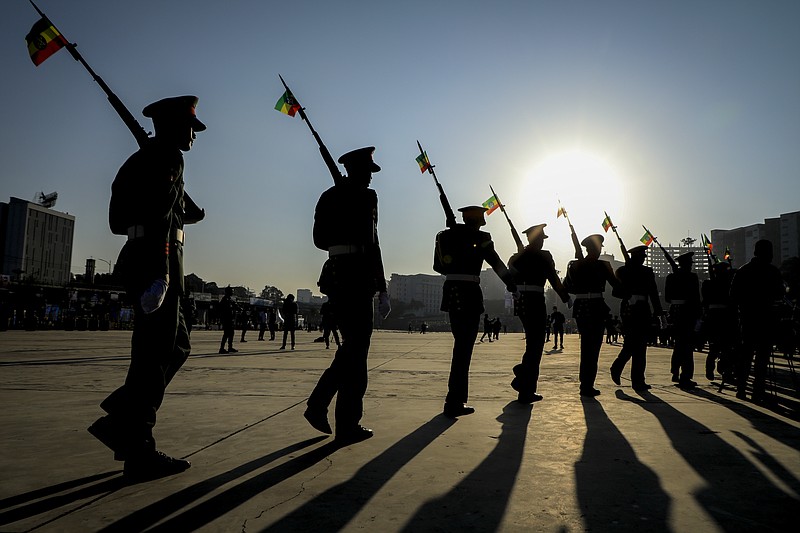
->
xmin=708 ymin=304 xmax=727 ymax=309
xmin=517 ymin=284 xmax=544 ymax=293
xmin=670 ymin=299 xmax=687 ymax=305
xmin=446 ymin=274 xmax=481 ymax=283
xmin=328 ymin=244 xmax=365 ymax=257
xmin=574 ymin=292 xmax=604 ymax=299
xmin=628 ymin=294 xmax=648 ymax=303
xmin=127 ymin=225 xmax=184 ymax=244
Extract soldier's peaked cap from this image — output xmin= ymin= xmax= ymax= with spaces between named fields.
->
xmin=338 ymin=147 xmax=381 ymax=172
xmin=581 ymin=234 xmax=604 ymax=247
xmin=677 ymin=251 xmax=694 ymax=262
xmin=143 ymin=95 xmax=206 ymax=131
xmin=458 ymin=206 xmax=488 ymax=216
xmin=628 ymin=245 xmax=648 ymax=256
xmin=523 ymin=223 xmax=548 ymax=239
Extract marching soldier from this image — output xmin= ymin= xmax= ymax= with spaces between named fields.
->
xmin=304 ymin=147 xmax=391 ymax=443
xmin=665 ymin=252 xmax=701 ymax=389
xmin=89 ymin=95 xmax=206 ymax=481
xmin=701 ymin=262 xmax=736 ymax=381
xmin=730 ymin=239 xmax=785 ymax=403
xmin=508 ymin=223 xmax=570 ymax=403
xmin=610 ymin=245 xmax=663 ymax=391
xmin=434 ymin=206 xmax=517 ymax=417
xmin=563 ymin=234 xmax=623 ymax=396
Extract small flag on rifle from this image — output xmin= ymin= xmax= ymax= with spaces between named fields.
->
xmin=26 ymin=17 xmax=67 ymax=66
xmin=415 ymin=152 xmax=431 ymax=173
xmin=602 ymin=214 xmax=613 ymax=232
xmin=640 ymin=230 xmax=654 ymax=246
xmin=702 ymin=233 xmax=713 ymax=253
xmin=274 ymin=90 xmax=301 ymax=116
xmin=482 ymin=195 xmax=500 ymax=215
xmin=557 ymin=205 xmax=566 ymax=218
xmin=723 ymin=246 xmax=731 ymax=261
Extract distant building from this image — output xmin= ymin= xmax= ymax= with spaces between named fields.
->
xmin=296 ymin=288 xmax=313 ymax=304
xmin=388 ymin=273 xmax=445 ymax=316
xmin=645 ymin=245 xmax=709 ymax=279
xmin=712 ymin=210 xmax=800 ymax=268
xmin=0 ymin=197 xmax=75 ymax=286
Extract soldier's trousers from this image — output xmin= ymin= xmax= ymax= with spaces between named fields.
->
xmin=101 ymin=284 xmax=190 ymax=453
xmin=514 ymin=306 xmax=547 ymax=393
xmin=737 ymin=327 xmax=773 ymax=396
xmin=446 ymin=310 xmax=481 ymax=406
xmin=307 ymin=294 xmax=373 ymax=431
xmin=611 ymin=324 xmax=649 ymax=387
xmin=576 ymin=317 xmax=605 ymax=391
xmin=670 ymin=327 xmax=695 ymax=381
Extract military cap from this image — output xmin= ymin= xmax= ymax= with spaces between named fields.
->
xmin=581 ymin=234 xmax=604 ymax=248
xmin=628 ymin=245 xmax=648 ymax=256
xmin=338 ymin=147 xmax=381 ymax=172
xmin=143 ymin=95 xmax=206 ymax=131
xmin=523 ymin=223 xmax=548 ymax=239
xmin=458 ymin=206 xmax=488 ymax=216
xmin=676 ymin=251 xmax=694 ymax=263
xmin=712 ymin=261 xmax=731 ymax=271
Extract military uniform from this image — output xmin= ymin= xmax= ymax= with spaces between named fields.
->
xmin=729 ymin=240 xmax=785 ymax=402
xmin=89 ymin=96 xmax=206 ymax=480
xmin=507 ymin=224 xmax=569 ymax=402
xmin=665 ymin=252 xmax=701 ymax=388
xmin=305 ymin=147 xmax=388 ymax=441
xmin=563 ymin=234 xmax=622 ymax=396
xmin=701 ymin=263 xmax=736 ymax=381
xmin=610 ymin=246 xmax=662 ymax=390
xmin=434 ymin=206 xmax=516 ymax=416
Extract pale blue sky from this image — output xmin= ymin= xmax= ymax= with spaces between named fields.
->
xmin=2 ymin=0 xmax=799 ymax=295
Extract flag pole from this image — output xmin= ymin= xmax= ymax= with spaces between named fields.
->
xmin=28 ymin=0 xmax=150 ymax=147
xmin=278 ymin=75 xmax=344 ymax=185
xmin=642 ymin=225 xmax=677 ymax=273
xmin=489 ymin=184 xmax=524 ymax=252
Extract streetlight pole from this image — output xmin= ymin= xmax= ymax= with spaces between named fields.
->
xmin=93 ymin=257 xmax=113 ymax=274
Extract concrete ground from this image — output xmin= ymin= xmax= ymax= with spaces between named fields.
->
xmin=0 ymin=328 xmax=798 ymax=532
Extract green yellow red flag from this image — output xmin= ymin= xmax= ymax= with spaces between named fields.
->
xmin=415 ymin=152 xmax=431 ymax=173
xmin=640 ymin=230 xmax=654 ymax=246
xmin=26 ymin=17 xmax=67 ymax=66
xmin=274 ymin=90 xmax=301 ymax=117
xmin=602 ymin=215 xmax=613 ymax=232
xmin=482 ymin=195 xmax=499 ymax=215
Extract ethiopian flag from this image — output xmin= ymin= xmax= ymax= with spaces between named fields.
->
xmin=482 ymin=195 xmax=499 ymax=215
xmin=556 ymin=206 xmax=566 ymax=218
xmin=702 ymin=233 xmax=713 ymax=253
xmin=602 ymin=215 xmax=613 ymax=232
xmin=274 ymin=90 xmax=301 ymax=116
xmin=415 ymin=152 xmax=431 ymax=173
xmin=640 ymin=230 xmax=654 ymax=246
xmin=26 ymin=17 xmax=67 ymax=66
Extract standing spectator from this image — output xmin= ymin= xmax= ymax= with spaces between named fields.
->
xmin=551 ymin=306 xmax=566 ymax=350
xmin=280 ymin=294 xmax=298 ymax=350
xmin=218 ymin=286 xmax=238 ymax=354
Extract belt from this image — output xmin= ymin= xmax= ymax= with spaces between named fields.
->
xmin=670 ymin=299 xmax=687 ymax=304
xmin=328 ymin=244 xmax=365 ymax=257
xmin=446 ymin=274 xmax=481 ymax=283
xmin=517 ymin=284 xmax=544 ymax=293
xmin=127 ymin=225 xmax=184 ymax=244
xmin=628 ymin=294 xmax=648 ymax=303
xmin=574 ymin=292 xmax=604 ymax=299
xmin=708 ymin=304 xmax=727 ymax=309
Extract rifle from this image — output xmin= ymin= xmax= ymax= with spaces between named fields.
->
xmin=605 ymin=211 xmax=630 ymax=263
xmin=559 ymin=202 xmax=584 ymax=259
xmin=278 ymin=75 xmax=345 ymax=185
xmin=643 ymin=225 xmax=677 ymax=273
xmin=29 ymin=0 xmax=150 ymax=148
xmin=489 ymin=185 xmax=524 ymax=252
xmin=417 ymin=141 xmax=457 ymax=228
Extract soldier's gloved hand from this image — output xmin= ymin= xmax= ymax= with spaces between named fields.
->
xmin=378 ymin=291 xmax=391 ymax=319
xmin=141 ymin=279 xmax=168 ymax=314
xmin=566 ymin=295 xmax=574 ymax=309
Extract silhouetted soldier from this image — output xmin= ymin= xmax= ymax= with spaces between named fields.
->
xmin=268 ymin=306 xmax=277 ymax=340
xmin=665 ymin=252 xmax=701 ymax=389
xmin=610 ymin=245 xmax=663 ymax=391
xmin=320 ymin=300 xmax=341 ymax=349
xmin=480 ymin=313 xmax=493 ymax=342
xmin=258 ymin=308 xmax=267 ymax=341
xmin=551 ymin=306 xmax=566 ymax=349
xmin=434 ymin=206 xmax=517 ymax=417
xmin=218 ymin=286 xmax=238 ymax=354
xmin=701 ymin=262 xmax=736 ymax=381
xmin=730 ymin=239 xmax=785 ymax=403
xmin=89 ymin=95 xmax=206 ymax=481
xmin=304 ymin=147 xmax=390 ymax=443
xmin=563 ymin=234 xmax=623 ymax=396
xmin=508 ymin=223 xmax=570 ymax=403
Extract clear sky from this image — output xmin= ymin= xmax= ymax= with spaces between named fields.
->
xmin=2 ymin=0 xmax=799 ymax=297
